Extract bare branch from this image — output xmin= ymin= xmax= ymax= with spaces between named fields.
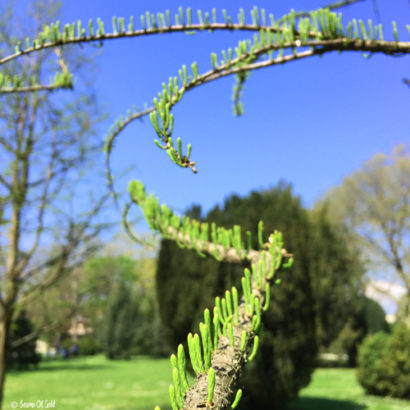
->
xmin=0 ymin=83 xmax=71 ymax=94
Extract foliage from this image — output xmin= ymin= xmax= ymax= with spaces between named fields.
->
xmin=156 ymin=183 xmax=364 ymax=407
xmin=81 ymin=255 xmax=168 ymax=357
xmin=330 ymin=296 xmax=389 ymax=366
xmin=308 ymin=206 xmax=365 ymax=349
xmin=130 ymin=180 xmax=293 ymax=408
xmin=396 ymin=294 xmax=410 ymax=327
xmin=81 ymin=255 xmax=136 ymax=333
xmin=76 ymin=335 xmax=100 ymax=356
xmin=28 ymin=267 xmax=83 ymax=347
xmin=6 ymin=310 xmax=40 ymax=370
xmin=101 ymin=282 xmax=139 ymax=360
xmin=322 ymin=146 xmax=410 ymax=298
xmin=357 ymin=323 xmax=410 ymax=399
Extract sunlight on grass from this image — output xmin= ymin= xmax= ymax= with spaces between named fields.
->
xmin=4 ymin=357 xmax=410 ymax=410
xmin=4 ymin=355 xmax=172 ymax=410
xmin=289 ymin=368 xmax=410 ymax=410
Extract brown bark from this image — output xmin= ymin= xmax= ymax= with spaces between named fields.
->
xmin=0 ymin=306 xmax=13 ymax=408
xmin=184 ymin=301 xmax=256 ymax=409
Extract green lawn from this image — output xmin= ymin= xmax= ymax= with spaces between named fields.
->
xmin=289 ymin=368 xmax=410 ymax=410
xmin=4 ymin=356 xmax=410 ymax=409
xmin=4 ymin=355 xmax=173 ymax=410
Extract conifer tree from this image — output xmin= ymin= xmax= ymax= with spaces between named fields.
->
xmin=1 ymin=1 xmax=409 ymax=408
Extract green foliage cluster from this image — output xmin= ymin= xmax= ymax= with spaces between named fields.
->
xmin=59 ymin=335 xmax=100 ymax=356
xmin=76 ymin=334 xmax=100 ymax=356
xmin=357 ymin=323 xmax=410 ymax=399
xmin=102 ymin=283 xmax=139 ymax=359
xmin=81 ymin=255 xmax=168 ymax=358
xmin=156 ymin=183 xmax=363 ymax=408
xmin=7 ymin=310 xmax=40 ymax=370
xmin=396 ymin=294 xmax=410 ymax=327
xmin=130 ymin=181 xmax=293 ymax=408
xmin=329 ymin=296 xmax=389 ymax=366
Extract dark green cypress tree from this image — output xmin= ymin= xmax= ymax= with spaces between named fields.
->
xmin=7 ymin=310 xmax=40 ymax=370
xmin=308 ymin=206 xmax=365 ymax=349
xmin=102 ymin=283 xmax=140 ymax=359
xmin=157 ymin=182 xmax=317 ymax=407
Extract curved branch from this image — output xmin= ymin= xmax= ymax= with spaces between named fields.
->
xmin=0 ymin=21 xmax=304 ymax=67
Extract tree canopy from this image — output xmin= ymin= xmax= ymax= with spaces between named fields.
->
xmin=321 ymin=145 xmax=410 ymax=298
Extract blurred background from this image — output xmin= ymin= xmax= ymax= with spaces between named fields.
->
xmin=0 ymin=0 xmax=409 ymax=409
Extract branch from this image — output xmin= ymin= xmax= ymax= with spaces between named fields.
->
xmin=2 ymin=5 xmax=405 ymax=68
xmin=11 ymin=302 xmax=78 ymax=348
xmin=277 ymin=0 xmax=366 ymax=22
xmin=14 ymin=131 xmax=58 ymax=276
xmin=128 ymin=182 xmax=293 ymax=408
xmin=18 ymin=193 xmax=110 ymax=305
xmin=0 ymin=83 xmax=71 ymax=94
xmin=107 ymin=35 xmax=410 ymax=174
xmin=0 ymin=19 xmax=308 ymax=67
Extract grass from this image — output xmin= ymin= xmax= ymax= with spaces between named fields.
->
xmin=288 ymin=368 xmax=410 ymax=410
xmin=4 ymin=356 xmax=410 ymax=409
xmin=4 ymin=355 xmax=173 ymax=410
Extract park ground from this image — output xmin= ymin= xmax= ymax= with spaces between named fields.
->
xmin=4 ymin=356 xmax=410 ymax=410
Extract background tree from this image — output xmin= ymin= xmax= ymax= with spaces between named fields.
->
xmin=308 ymin=206 xmax=365 ymax=350
xmin=329 ymin=295 xmax=389 ymax=366
xmin=81 ymin=254 xmax=167 ymax=357
xmin=101 ymin=281 xmax=139 ymax=360
xmin=157 ymin=182 xmax=364 ymax=408
xmin=0 ymin=0 xmax=111 ymax=404
xmin=6 ymin=310 xmax=40 ymax=370
xmin=322 ymin=145 xmax=410 ymax=298
xmin=396 ymin=294 xmax=410 ymax=327
xmin=27 ymin=263 xmax=84 ymax=349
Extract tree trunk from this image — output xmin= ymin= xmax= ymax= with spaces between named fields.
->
xmin=0 ymin=306 xmax=12 ymax=409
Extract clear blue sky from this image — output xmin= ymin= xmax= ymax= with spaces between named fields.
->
xmin=55 ymin=1 xmax=408 ymax=229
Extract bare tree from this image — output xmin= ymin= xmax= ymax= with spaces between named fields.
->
xmin=0 ymin=1 xmax=111 ymax=404
xmin=321 ymin=146 xmax=410 ymax=298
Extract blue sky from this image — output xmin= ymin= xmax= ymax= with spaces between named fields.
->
xmin=54 ymin=0 xmax=409 ymax=228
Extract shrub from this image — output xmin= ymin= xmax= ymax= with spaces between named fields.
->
xmin=330 ymin=296 xmax=389 ymax=367
xmin=77 ymin=334 xmax=100 ymax=356
xmin=357 ymin=323 xmax=410 ymax=399
xmin=7 ymin=310 xmax=41 ymax=370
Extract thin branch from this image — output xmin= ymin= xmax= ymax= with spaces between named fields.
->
xmin=14 ymin=132 xmax=58 ymax=276
xmin=0 ymin=83 xmax=71 ymax=94
xmin=0 ymin=22 xmax=304 ymax=66
xmin=105 ymin=37 xmax=410 ymax=177
xmin=131 ymin=188 xmax=291 ymax=408
xmin=0 ymin=175 xmax=10 ymax=191
xmin=11 ymin=302 xmax=78 ymax=348
xmin=277 ymin=0 xmax=366 ymax=22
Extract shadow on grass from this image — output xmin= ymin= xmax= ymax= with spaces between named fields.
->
xmin=287 ymin=397 xmax=366 ymax=410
